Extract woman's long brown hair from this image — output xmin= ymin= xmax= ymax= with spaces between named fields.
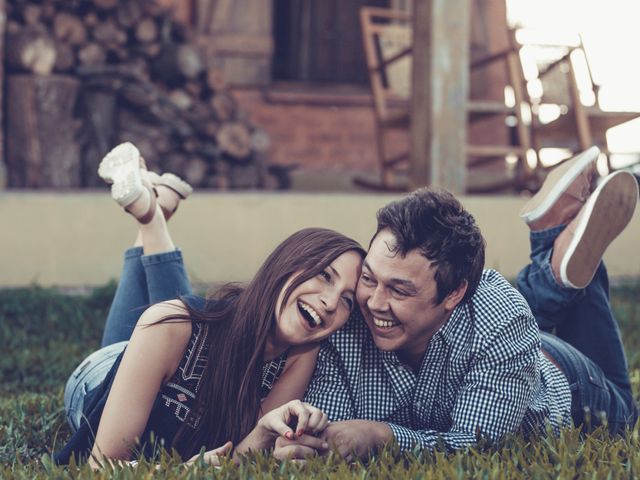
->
xmin=172 ymin=228 xmax=365 ymax=458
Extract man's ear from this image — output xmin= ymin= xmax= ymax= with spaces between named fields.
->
xmin=443 ymin=280 xmax=468 ymax=311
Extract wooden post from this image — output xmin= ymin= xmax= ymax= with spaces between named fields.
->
xmin=409 ymin=0 xmax=470 ymax=193
xmin=0 ymin=0 xmax=6 ymax=187
xmin=6 ymin=75 xmax=81 ymax=188
xmin=196 ymin=0 xmax=274 ymax=87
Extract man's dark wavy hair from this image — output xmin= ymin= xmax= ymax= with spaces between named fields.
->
xmin=373 ymin=187 xmax=485 ymax=305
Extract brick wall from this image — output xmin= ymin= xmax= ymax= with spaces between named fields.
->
xmin=232 ymin=88 xmax=408 ymax=173
xmin=233 ymin=87 xmax=508 ymax=177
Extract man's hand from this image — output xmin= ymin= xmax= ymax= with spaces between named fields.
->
xmin=320 ymin=420 xmax=393 ymax=460
xmin=273 ymin=434 xmax=329 ymax=460
xmin=236 ymin=400 xmax=328 ymax=455
xmin=273 ymin=420 xmax=394 ymax=461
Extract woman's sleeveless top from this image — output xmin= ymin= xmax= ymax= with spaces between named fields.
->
xmin=153 ymin=314 xmax=289 ymax=429
xmin=54 ymin=294 xmax=288 ymax=464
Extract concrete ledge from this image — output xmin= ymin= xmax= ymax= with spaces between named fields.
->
xmin=1 ymin=191 xmax=638 ymax=287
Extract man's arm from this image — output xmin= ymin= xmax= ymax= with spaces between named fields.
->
xmin=300 ymin=315 xmax=540 ymax=457
xmin=273 ymin=339 xmax=358 ymax=460
xmin=387 ymin=314 xmax=540 ymax=451
xmin=302 ymin=341 xmax=356 ymax=421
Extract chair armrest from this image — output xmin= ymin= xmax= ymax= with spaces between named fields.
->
xmin=372 ymin=46 xmax=413 ymax=73
xmin=362 ymin=6 xmax=412 ymax=22
xmin=536 ymin=50 xmax=573 ymax=78
xmin=470 ymin=47 xmax=516 ymax=70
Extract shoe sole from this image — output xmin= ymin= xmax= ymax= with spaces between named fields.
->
xmin=561 ymin=171 xmax=638 ymax=288
xmin=98 ymin=142 xmax=143 ymax=207
xmin=520 ymin=146 xmax=600 ymax=223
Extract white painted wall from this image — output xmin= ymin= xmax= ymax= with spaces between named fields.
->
xmin=1 ymin=192 xmax=638 ymax=286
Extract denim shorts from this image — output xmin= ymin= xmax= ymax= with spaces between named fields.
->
xmin=64 ymin=341 xmax=128 ymax=432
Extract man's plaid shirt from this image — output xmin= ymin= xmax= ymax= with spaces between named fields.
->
xmin=304 ymin=269 xmax=572 ymax=451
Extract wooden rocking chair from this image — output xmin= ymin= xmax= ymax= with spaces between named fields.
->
xmin=511 ymin=27 xmax=640 ymax=169
xmin=355 ymin=6 xmax=535 ymax=192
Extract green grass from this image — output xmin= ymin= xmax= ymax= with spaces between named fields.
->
xmin=2 ymin=283 xmax=640 ymax=478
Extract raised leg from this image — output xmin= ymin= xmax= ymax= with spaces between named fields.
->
xmin=99 ymin=142 xmax=191 ymax=345
xmin=101 ymin=201 xmax=185 ymax=345
xmin=142 ymin=248 xmax=193 ymax=304
xmin=518 ymin=171 xmax=637 ymax=386
xmin=517 ymin=164 xmax=638 ymax=431
xmin=137 ymin=201 xmax=192 ymax=301
xmin=518 ymin=239 xmax=630 ymax=389
xmin=100 ymin=246 xmax=148 ymax=347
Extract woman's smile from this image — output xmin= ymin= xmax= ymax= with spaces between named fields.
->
xmin=274 ymin=250 xmax=363 ymax=347
xmin=298 ymin=300 xmax=323 ymax=327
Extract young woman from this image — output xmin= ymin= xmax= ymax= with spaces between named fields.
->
xmin=54 ymin=143 xmax=365 ymax=466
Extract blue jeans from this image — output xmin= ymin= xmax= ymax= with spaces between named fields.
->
xmin=517 ymin=225 xmax=637 ymax=434
xmin=65 ymin=247 xmax=193 ymax=431
xmin=101 ymin=247 xmax=193 ymax=346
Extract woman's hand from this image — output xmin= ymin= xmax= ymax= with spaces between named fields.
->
xmin=235 ymin=400 xmax=329 ymax=454
xmin=186 ymin=441 xmax=233 ymax=466
xmin=260 ymin=399 xmax=329 ymax=439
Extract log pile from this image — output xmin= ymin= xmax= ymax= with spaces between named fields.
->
xmin=5 ymin=0 xmax=280 ymax=189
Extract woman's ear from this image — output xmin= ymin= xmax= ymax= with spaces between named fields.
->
xmin=443 ymin=280 xmax=468 ymax=311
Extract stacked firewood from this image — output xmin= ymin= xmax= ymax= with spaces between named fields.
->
xmin=5 ymin=0 xmax=281 ymax=189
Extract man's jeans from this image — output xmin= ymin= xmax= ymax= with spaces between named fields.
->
xmin=517 ymin=225 xmax=637 ymax=433
xmin=64 ymin=247 xmax=193 ymax=431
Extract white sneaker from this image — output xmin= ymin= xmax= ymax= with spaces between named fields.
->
xmin=98 ymin=142 xmax=144 ymax=208
xmin=553 ymin=170 xmax=638 ymax=288
xmin=520 ymin=146 xmax=600 ymax=229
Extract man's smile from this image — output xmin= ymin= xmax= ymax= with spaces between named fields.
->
xmin=372 ymin=316 xmax=399 ymax=329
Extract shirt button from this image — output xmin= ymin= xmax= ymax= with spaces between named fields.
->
xmin=415 ymin=401 xmax=422 ymax=409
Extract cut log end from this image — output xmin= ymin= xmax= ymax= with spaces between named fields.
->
xmin=7 ymin=29 xmax=57 ymax=75
xmin=4 ymin=0 xmax=277 ymax=190
xmin=53 ymin=12 xmax=87 ymax=46
xmin=216 ymin=123 xmax=252 ymax=160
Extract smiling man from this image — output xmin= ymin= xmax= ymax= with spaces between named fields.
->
xmin=358 ymin=228 xmax=470 ymax=367
xmin=288 ymin=188 xmax=570 ymax=456
xmin=274 ymin=148 xmax=638 ymax=459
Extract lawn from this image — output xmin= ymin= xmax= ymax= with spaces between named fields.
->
xmin=2 ymin=283 xmax=640 ymax=478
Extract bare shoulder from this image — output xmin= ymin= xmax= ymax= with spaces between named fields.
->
xmin=128 ymin=299 xmax=194 ymax=383
xmin=134 ymin=299 xmax=192 ymax=346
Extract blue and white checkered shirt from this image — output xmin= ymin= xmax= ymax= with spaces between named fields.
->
xmin=304 ymin=269 xmax=572 ymax=451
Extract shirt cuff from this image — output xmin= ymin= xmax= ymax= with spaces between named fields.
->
xmin=386 ymin=422 xmax=431 ymax=451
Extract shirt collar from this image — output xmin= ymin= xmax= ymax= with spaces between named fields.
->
xmin=379 ymin=302 xmax=468 ymax=372
xmin=434 ymin=300 xmax=469 ymax=346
